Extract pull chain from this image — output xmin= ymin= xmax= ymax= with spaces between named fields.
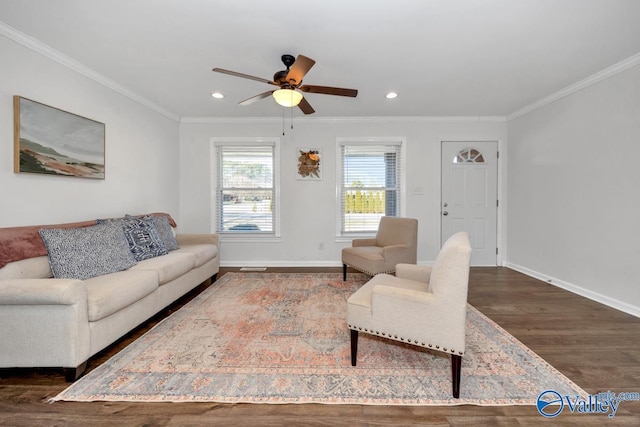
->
xmin=281 ymin=107 xmax=294 ymax=135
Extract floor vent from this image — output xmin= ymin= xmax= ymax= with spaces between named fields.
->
xmin=239 ymin=267 xmax=267 ymax=272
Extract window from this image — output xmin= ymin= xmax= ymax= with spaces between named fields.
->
xmin=338 ymin=138 xmax=404 ymax=235
xmin=453 ymin=147 xmax=485 ymax=164
xmin=213 ymin=139 xmax=279 ymax=236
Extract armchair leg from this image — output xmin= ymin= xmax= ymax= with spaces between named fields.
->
xmin=451 ymin=354 xmax=462 ymax=398
xmin=343 ymin=264 xmax=347 ymax=281
xmin=350 ymin=329 xmax=358 ymax=366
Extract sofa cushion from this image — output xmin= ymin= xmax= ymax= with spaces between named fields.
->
xmin=342 ymin=246 xmax=384 ymax=271
xmin=0 ymin=256 xmax=53 ymax=280
xmin=129 ymin=252 xmax=195 ymax=285
xmin=348 ymin=273 xmax=430 ymax=308
xmin=151 ymin=215 xmax=179 ymax=251
xmin=121 ymin=216 xmax=168 ymax=261
xmin=39 ymin=222 xmax=137 ymax=280
xmin=173 ymin=244 xmax=217 ymax=268
xmin=0 ymin=219 xmax=96 ymax=269
xmin=84 ymin=270 xmax=158 ymax=321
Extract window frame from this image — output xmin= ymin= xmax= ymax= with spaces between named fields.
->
xmin=335 ymin=137 xmax=406 ymax=239
xmin=211 ymin=137 xmax=281 ymax=241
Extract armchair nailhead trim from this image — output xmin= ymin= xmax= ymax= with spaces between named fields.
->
xmin=344 ymin=264 xmax=396 ymax=277
xmin=348 ymin=324 xmax=464 ymax=356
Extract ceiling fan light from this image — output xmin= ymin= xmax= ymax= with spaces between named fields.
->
xmin=273 ymin=89 xmax=303 ymax=107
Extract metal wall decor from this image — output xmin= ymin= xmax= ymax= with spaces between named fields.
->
xmin=296 ymin=148 xmax=321 ymax=180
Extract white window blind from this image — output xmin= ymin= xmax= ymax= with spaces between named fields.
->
xmin=340 ymin=141 xmax=402 ymax=234
xmin=215 ymin=144 xmax=275 ymax=234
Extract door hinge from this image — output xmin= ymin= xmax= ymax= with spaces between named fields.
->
xmin=496 ymin=199 xmax=499 ymax=207
xmin=496 ymin=248 xmax=499 ymax=255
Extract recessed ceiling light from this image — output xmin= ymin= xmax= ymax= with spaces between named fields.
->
xmin=211 ymin=92 xmax=224 ymax=99
xmin=386 ymin=92 xmax=398 ymax=99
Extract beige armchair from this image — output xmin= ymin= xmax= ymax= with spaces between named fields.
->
xmin=346 ymin=232 xmax=472 ymax=398
xmin=341 ymin=216 xmax=418 ymax=281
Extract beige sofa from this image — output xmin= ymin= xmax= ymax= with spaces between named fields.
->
xmin=0 ymin=214 xmax=219 ymax=380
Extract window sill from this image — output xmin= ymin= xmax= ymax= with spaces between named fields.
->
xmin=335 ymin=234 xmax=376 ymax=243
xmin=220 ymin=235 xmax=282 ymax=244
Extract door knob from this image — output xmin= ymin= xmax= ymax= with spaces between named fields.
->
xmin=443 ymin=211 xmax=448 ymax=216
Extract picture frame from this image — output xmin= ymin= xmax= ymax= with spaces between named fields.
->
xmin=296 ymin=148 xmax=322 ymax=180
xmin=13 ymin=96 xmax=105 ymax=179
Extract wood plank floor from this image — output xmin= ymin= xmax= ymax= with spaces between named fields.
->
xmin=1 ymin=267 xmax=639 ymax=426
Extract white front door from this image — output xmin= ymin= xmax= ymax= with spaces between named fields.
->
xmin=441 ymin=141 xmax=498 ymax=266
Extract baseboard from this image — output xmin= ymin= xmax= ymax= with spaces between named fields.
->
xmin=221 ymin=261 xmax=344 ymax=268
xmin=220 ymin=260 xmax=434 ymax=268
xmin=505 ymin=262 xmax=640 ymax=318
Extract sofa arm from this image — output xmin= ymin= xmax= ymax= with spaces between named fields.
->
xmin=352 ymin=238 xmax=377 ymax=247
xmin=0 ymin=278 xmax=91 ymax=370
xmin=0 ymin=278 xmax=86 ymax=305
xmin=396 ymin=263 xmax=432 ymax=284
xmin=176 ymin=233 xmax=220 ymax=247
xmin=381 ymin=244 xmax=412 ymax=268
xmin=371 ymin=284 xmax=466 ymax=354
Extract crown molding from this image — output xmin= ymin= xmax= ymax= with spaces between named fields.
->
xmin=0 ymin=20 xmax=180 ymax=122
xmin=507 ymin=52 xmax=640 ymax=122
xmin=180 ymin=115 xmax=507 ymax=124
xmin=8 ymin=17 xmax=635 ymax=126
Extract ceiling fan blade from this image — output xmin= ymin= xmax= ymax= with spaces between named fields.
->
xmin=298 ymin=96 xmax=315 ymax=115
xmin=286 ymin=55 xmax=316 ymax=86
xmin=239 ymin=91 xmax=274 ymax=105
xmin=299 ymin=85 xmax=358 ymax=97
xmin=212 ymin=68 xmax=278 ymax=86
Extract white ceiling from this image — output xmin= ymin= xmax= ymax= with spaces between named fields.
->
xmin=1 ymin=0 xmax=640 ymax=119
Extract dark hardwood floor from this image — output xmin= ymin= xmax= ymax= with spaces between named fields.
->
xmin=1 ymin=267 xmax=639 ymax=426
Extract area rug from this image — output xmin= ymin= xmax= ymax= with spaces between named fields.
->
xmin=52 ymin=272 xmax=586 ymax=405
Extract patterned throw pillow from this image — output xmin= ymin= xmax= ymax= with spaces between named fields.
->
xmin=151 ymin=215 xmax=179 ymax=251
xmin=121 ymin=215 xmax=168 ymax=261
xmin=39 ymin=222 xmax=137 ymax=280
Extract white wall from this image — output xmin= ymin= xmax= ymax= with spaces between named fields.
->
xmin=507 ymin=64 xmax=640 ymax=316
xmin=0 ymin=36 xmax=180 ymax=227
xmin=179 ymin=118 xmax=507 ymax=266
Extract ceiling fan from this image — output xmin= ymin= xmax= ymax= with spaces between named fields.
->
xmin=212 ymin=54 xmax=358 ymax=115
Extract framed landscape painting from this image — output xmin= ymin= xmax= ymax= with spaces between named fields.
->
xmin=13 ymin=96 xmax=105 ymax=179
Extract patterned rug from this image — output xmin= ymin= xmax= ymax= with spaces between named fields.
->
xmin=52 ymin=272 xmax=586 ymax=405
